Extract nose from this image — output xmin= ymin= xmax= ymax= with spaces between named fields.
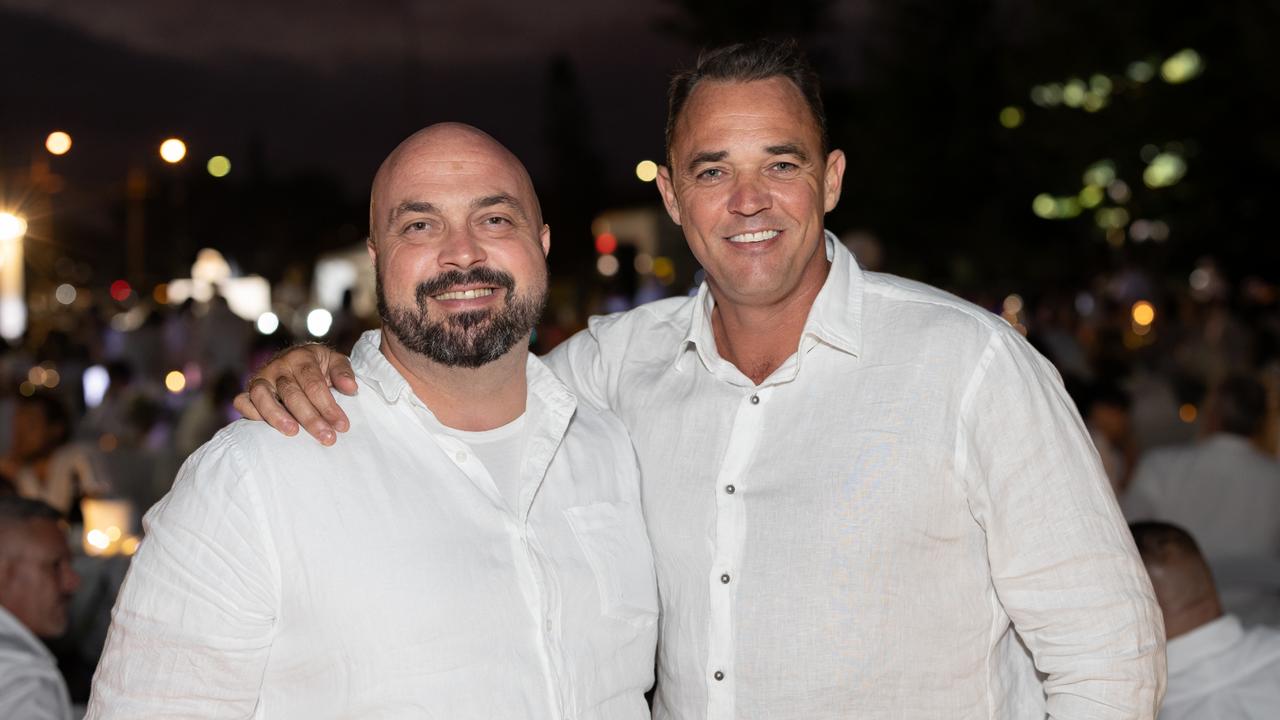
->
xmin=727 ymin=174 xmax=772 ymax=217
xmin=436 ymin=227 xmax=488 ymax=269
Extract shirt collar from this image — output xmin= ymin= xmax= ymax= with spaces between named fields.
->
xmin=352 ymin=329 xmax=575 ymax=412
xmin=1166 ymin=614 xmax=1243 ymax=677
xmin=673 ymin=230 xmax=865 ymax=373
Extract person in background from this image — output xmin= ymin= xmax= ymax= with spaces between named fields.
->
xmin=0 ymin=393 xmax=107 ymax=518
xmin=1125 ymin=374 xmax=1280 ymax=562
xmin=0 ymin=497 xmax=80 ymax=720
xmin=1131 ymin=521 xmax=1280 ymax=719
xmin=1069 ymin=379 xmax=1136 ymax=495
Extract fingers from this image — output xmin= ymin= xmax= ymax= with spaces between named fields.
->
xmin=328 ymin=354 xmax=360 ymax=398
xmin=244 ymin=377 xmax=300 ymax=437
xmin=232 ymin=392 xmax=263 ymax=421
xmin=274 ymin=375 xmax=337 ymax=446
xmin=297 ymin=360 xmax=351 ymax=434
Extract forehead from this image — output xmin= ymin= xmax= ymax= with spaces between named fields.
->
xmin=672 ymin=77 xmax=822 ymax=156
xmin=7 ymin=519 xmax=67 ymax=559
xmin=379 ymin=143 xmax=534 ymax=212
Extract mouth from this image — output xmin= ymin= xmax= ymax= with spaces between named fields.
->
xmin=726 ymin=229 xmax=780 ymax=244
xmin=432 ymin=287 xmax=497 ymax=301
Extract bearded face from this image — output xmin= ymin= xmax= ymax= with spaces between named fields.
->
xmin=377 ymin=264 xmax=547 ymax=368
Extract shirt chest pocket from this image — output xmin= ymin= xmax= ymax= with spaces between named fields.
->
xmin=563 ymin=501 xmax=659 ymax=626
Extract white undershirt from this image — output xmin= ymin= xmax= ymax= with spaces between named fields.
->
xmin=440 ymin=413 xmax=529 ymax=514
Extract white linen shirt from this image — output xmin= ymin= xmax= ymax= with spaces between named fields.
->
xmin=546 ymin=233 xmax=1165 ymax=719
xmin=1160 ymin=615 xmax=1280 ymax=719
xmin=0 ymin=605 xmax=74 ymax=720
xmin=88 ymin=331 xmax=657 ymax=719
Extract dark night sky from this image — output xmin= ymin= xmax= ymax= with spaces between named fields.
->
xmin=0 ymin=0 xmax=872 ymax=195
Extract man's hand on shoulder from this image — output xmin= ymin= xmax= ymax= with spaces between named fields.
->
xmin=234 ymin=344 xmax=359 ymax=446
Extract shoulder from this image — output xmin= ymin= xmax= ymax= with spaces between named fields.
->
xmin=863 ymin=271 xmax=1011 ymax=338
xmin=584 ymin=295 xmax=695 ymax=344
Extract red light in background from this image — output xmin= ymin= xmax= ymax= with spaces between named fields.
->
xmin=110 ymin=280 xmax=132 ymax=302
xmin=594 ymin=233 xmax=618 ymax=255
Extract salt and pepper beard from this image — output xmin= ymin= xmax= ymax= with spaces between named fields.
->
xmin=376 ymin=264 xmax=547 ymax=368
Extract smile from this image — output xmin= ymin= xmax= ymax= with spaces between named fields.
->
xmin=727 ymin=230 xmax=780 ymax=244
xmin=433 ymin=288 xmax=495 ymax=301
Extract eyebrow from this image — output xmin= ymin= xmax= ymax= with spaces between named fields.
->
xmin=471 ymin=193 xmax=526 ymax=219
xmin=765 ymin=143 xmax=810 ymax=163
xmin=686 ymin=150 xmax=728 ymax=173
xmin=388 ymin=201 xmax=438 ymax=228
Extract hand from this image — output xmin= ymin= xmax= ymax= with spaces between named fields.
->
xmin=233 ymin=344 xmax=359 ymax=446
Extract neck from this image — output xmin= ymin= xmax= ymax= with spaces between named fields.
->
xmin=1165 ymin=596 xmax=1223 ymax=641
xmin=709 ymin=266 xmax=827 ymax=385
xmin=380 ymin=332 xmax=529 ymax=431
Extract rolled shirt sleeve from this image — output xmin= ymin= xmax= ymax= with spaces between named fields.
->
xmin=958 ymin=328 xmax=1166 ymax=718
xmin=87 ymin=429 xmax=280 ymax=719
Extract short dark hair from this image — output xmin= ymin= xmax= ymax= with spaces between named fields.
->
xmin=1130 ymin=521 xmax=1203 ymax=566
xmin=16 ymin=391 xmax=72 ymax=445
xmin=0 ymin=496 xmax=62 ymax=533
xmin=1212 ymin=374 xmax=1266 ymax=437
xmin=665 ymin=38 xmax=828 ymax=162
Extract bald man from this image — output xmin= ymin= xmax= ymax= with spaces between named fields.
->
xmin=1132 ymin=522 xmax=1280 ymax=718
xmin=86 ymin=124 xmax=657 ymax=719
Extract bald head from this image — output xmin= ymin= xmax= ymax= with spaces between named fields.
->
xmin=369 ymin=123 xmax=542 ymax=242
xmin=1131 ymin=521 xmax=1222 ymax=639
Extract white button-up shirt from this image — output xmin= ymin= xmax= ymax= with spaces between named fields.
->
xmin=88 ymin=331 xmax=657 ymax=719
xmin=1161 ymin=615 xmax=1280 ymax=719
xmin=546 ymin=233 xmax=1165 ymax=719
xmin=0 ymin=605 xmax=74 ymax=720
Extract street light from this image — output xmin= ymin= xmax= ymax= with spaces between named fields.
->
xmin=0 ymin=211 xmax=28 ymax=341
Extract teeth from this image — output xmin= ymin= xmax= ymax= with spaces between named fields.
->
xmin=434 ymin=288 xmax=495 ymax=301
xmin=728 ymin=230 xmax=780 ymax=244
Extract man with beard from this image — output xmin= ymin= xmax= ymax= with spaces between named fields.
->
xmin=86 ymin=124 xmax=657 ymax=719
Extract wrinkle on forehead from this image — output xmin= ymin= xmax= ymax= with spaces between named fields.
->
xmin=369 ymin=122 xmax=541 ymax=236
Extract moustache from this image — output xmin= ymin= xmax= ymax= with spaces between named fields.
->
xmin=415 ymin=267 xmax=516 ymax=305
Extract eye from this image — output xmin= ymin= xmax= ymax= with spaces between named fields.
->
xmin=696 ymin=167 xmax=724 ymax=181
xmin=771 ymin=161 xmax=799 ymax=173
xmin=404 ymin=220 xmax=430 ymax=233
xmin=483 ymin=215 xmax=512 ymax=226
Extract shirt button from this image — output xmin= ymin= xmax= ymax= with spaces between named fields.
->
xmin=720 ymin=573 xmax=731 ymax=584
xmin=454 ymin=450 xmax=467 ymax=463
xmin=749 ymin=394 xmax=760 ymax=405
xmin=713 ymin=670 xmax=725 ymax=681
xmin=725 ymin=484 xmax=735 ymax=495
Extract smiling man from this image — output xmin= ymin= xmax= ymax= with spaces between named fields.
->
xmin=242 ymin=41 xmax=1165 ymax=718
xmin=87 ymin=123 xmax=657 ymax=719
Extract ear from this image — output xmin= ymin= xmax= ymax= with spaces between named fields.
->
xmin=539 ymin=224 xmax=551 ymax=257
xmin=366 ymin=234 xmax=378 ymax=267
xmin=822 ymin=149 xmax=846 ymax=213
xmin=655 ymin=165 xmax=683 ymax=226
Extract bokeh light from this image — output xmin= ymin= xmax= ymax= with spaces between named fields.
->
xmin=1131 ymin=301 xmax=1156 ymax=327
xmin=635 ymin=160 xmax=658 ymax=182
xmin=165 ymin=370 xmax=187 ymax=393
xmin=307 ymin=308 xmax=333 ymax=337
xmin=256 ymin=311 xmax=280 ymax=335
xmin=159 ymin=138 xmax=187 ymax=163
xmin=998 ymin=106 xmax=1023 ymax=129
xmin=55 ymin=284 xmax=77 ymax=305
xmin=596 ymin=254 xmax=620 ymax=277
xmin=0 ymin=212 xmax=27 ymax=242
xmin=45 ymin=131 xmax=72 ymax=155
xmin=207 ymin=155 xmax=232 ymax=178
